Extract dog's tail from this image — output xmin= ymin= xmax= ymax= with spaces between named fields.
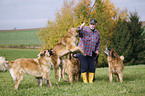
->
xmin=0 ymin=56 xmax=9 ymax=72
xmin=120 ymin=56 xmax=124 ymax=61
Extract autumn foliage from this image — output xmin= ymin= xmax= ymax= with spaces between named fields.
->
xmin=38 ymin=0 xmax=129 ymax=65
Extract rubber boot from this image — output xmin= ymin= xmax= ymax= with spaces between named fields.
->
xmin=81 ymin=72 xmax=88 ymax=83
xmin=89 ymin=72 xmax=94 ymax=83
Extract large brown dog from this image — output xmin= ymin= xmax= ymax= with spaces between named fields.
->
xmin=58 ymin=53 xmax=81 ymax=84
xmin=0 ymin=50 xmax=52 ymax=90
xmin=104 ymin=47 xmax=124 ymax=83
xmin=51 ymin=28 xmax=85 ymax=79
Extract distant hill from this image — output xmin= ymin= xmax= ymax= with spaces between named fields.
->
xmin=0 ymin=29 xmax=42 ymax=48
xmin=0 ymin=28 xmax=41 ymax=32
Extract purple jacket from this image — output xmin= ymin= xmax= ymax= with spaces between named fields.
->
xmin=78 ymin=26 xmax=100 ymax=56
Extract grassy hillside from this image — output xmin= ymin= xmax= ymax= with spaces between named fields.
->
xmin=0 ymin=29 xmax=42 ymax=48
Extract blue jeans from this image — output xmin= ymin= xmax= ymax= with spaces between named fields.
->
xmin=77 ymin=52 xmax=96 ymax=73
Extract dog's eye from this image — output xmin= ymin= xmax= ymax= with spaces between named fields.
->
xmin=44 ymin=51 xmax=46 ymax=54
xmin=40 ymin=53 xmax=45 ymax=57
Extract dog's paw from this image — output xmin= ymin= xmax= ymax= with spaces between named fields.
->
xmin=63 ymin=78 xmax=68 ymax=82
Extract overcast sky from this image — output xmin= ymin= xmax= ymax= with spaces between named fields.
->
xmin=0 ymin=0 xmax=145 ymax=30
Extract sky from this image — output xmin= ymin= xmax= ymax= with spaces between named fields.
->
xmin=0 ymin=0 xmax=145 ymax=30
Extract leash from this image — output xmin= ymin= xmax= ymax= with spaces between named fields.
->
xmin=65 ymin=0 xmax=97 ymax=23
xmin=85 ymin=0 xmax=97 ymax=23
xmin=63 ymin=0 xmax=97 ymax=24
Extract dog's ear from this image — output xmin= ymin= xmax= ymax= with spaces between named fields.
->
xmin=9 ymin=61 xmax=14 ymax=64
xmin=67 ymin=28 xmax=74 ymax=37
xmin=111 ymin=50 xmax=118 ymax=58
xmin=108 ymin=47 xmax=112 ymax=51
xmin=68 ymin=28 xmax=72 ymax=33
xmin=111 ymin=50 xmax=115 ymax=58
xmin=8 ymin=61 xmax=15 ymax=67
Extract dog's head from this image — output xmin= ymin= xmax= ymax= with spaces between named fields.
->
xmin=104 ymin=47 xmax=112 ymax=56
xmin=38 ymin=50 xmax=47 ymax=58
xmin=38 ymin=49 xmax=54 ymax=58
xmin=104 ymin=47 xmax=119 ymax=58
xmin=68 ymin=28 xmax=81 ymax=37
xmin=37 ymin=49 xmax=49 ymax=58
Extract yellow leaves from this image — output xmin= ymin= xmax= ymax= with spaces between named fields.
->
xmin=119 ymin=8 xmax=129 ymax=21
xmin=103 ymin=0 xmax=118 ymax=19
xmin=37 ymin=0 xmax=129 ymax=55
xmin=74 ymin=0 xmax=92 ymax=22
xmin=38 ymin=0 xmax=93 ymax=49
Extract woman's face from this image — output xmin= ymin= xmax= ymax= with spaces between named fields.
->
xmin=89 ymin=23 xmax=97 ymax=30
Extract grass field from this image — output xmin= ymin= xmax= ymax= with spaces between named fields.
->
xmin=0 ymin=28 xmax=145 ymax=95
xmin=0 ymin=65 xmax=144 ymax=96
xmin=0 ymin=29 xmax=42 ymax=48
xmin=0 ymin=48 xmax=145 ymax=96
xmin=0 ymin=48 xmax=40 ymax=60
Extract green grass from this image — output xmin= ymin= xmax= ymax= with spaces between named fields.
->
xmin=0 ymin=47 xmax=145 ymax=95
xmin=0 ymin=48 xmax=40 ymax=60
xmin=0 ymin=65 xmax=145 ymax=96
xmin=0 ymin=30 xmax=42 ymax=46
xmin=0 ymin=48 xmax=145 ymax=96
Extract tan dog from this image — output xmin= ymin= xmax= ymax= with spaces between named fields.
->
xmin=0 ymin=50 xmax=52 ymax=90
xmin=0 ymin=57 xmax=8 ymax=72
xmin=51 ymin=28 xmax=85 ymax=79
xmin=104 ymin=47 xmax=124 ymax=82
xmin=58 ymin=53 xmax=81 ymax=84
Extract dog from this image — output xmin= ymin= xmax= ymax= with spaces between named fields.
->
xmin=0 ymin=50 xmax=52 ymax=90
xmin=0 ymin=57 xmax=8 ymax=72
xmin=51 ymin=28 xmax=85 ymax=79
xmin=58 ymin=53 xmax=81 ymax=84
xmin=104 ymin=47 xmax=124 ymax=82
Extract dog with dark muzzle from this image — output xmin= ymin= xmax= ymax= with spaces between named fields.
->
xmin=104 ymin=47 xmax=124 ymax=83
xmin=50 ymin=28 xmax=86 ymax=79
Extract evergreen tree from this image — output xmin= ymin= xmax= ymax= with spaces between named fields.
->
xmin=127 ymin=12 xmax=145 ymax=64
xmin=111 ymin=12 xmax=145 ymax=65
xmin=111 ymin=18 xmax=132 ymax=64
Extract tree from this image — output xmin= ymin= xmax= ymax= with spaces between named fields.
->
xmin=90 ymin=0 xmax=119 ymax=66
xmin=73 ymin=0 xmax=92 ymax=24
xmin=38 ymin=0 xmax=93 ymax=49
xmin=127 ymin=12 xmax=145 ymax=64
xmin=111 ymin=12 xmax=145 ymax=65
xmin=38 ymin=0 xmax=76 ymax=49
xmin=110 ymin=18 xmax=132 ymax=64
xmin=37 ymin=0 xmax=128 ymax=66
xmin=118 ymin=8 xmax=129 ymax=21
